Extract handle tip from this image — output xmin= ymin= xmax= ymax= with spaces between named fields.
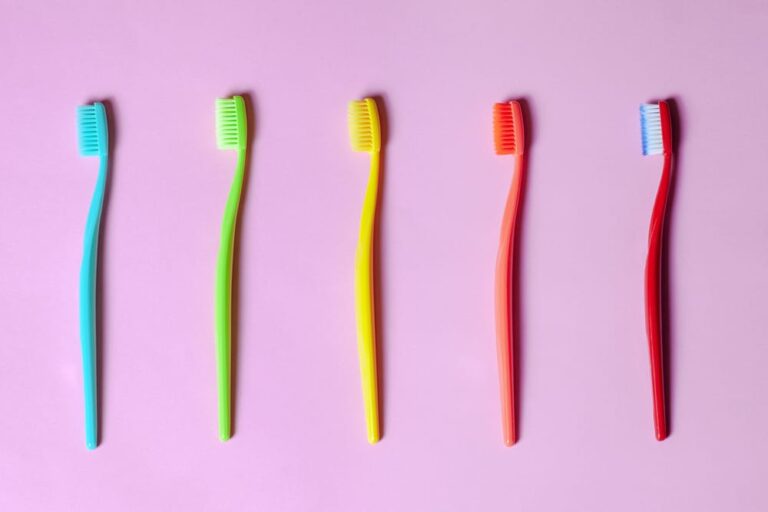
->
xmin=218 ymin=422 xmax=232 ymax=442
xmin=503 ymin=429 xmax=517 ymax=446
xmin=654 ymin=410 xmax=668 ymax=441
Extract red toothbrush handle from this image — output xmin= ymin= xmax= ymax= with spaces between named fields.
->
xmin=494 ymin=156 xmax=524 ymax=446
xmin=645 ymin=146 xmax=672 ymax=441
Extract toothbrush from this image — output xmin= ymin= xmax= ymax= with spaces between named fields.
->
xmin=640 ymin=101 xmax=673 ymax=441
xmin=493 ymin=101 xmax=525 ymax=446
xmin=76 ymin=101 xmax=109 ymax=450
xmin=214 ymin=95 xmax=247 ymax=441
xmin=348 ymin=98 xmax=382 ymax=444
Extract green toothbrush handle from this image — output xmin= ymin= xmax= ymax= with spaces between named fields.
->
xmin=215 ymin=149 xmax=246 ymax=441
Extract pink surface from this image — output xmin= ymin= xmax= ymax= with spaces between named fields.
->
xmin=1 ymin=0 xmax=767 ymax=510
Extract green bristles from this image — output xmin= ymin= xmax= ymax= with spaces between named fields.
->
xmin=216 ymin=96 xmax=247 ymax=151
xmin=77 ymin=103 xmax=108 ymax=157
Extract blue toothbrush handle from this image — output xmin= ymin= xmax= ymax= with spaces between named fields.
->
xmin=79 ymin=156 xmax=107 ymax=450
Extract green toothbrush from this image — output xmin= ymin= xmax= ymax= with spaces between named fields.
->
xmin=214 ymin=95 xmax=247 ymax=441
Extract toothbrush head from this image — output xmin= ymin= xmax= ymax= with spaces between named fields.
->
xmin=77 ymin=102 xmax=108 ymax=157
xmin=640 ymin=101 xmax=672 ymax=156
xmin=494 ymin=101 xmax=524 ymax=156
xmin=348 ymin=98 xmax=381 ymax=153
xmin=216 ymin=96 xmax=247 ymax=151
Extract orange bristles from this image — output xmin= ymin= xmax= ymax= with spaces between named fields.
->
xmin=493 ymin=101 xmax=525 ymax=156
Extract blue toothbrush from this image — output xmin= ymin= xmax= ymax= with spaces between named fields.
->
xmin=76 ymin=102 xmax=109 ymax=450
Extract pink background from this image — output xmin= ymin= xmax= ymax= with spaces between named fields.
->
xmin=1 ymin=0 xmax=767 ymax=510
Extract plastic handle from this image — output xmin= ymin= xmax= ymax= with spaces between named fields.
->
xmin=645 ymin=150 xmax=672 ymax=441
xmin=354 ymin=151 xmax=381 ymax=444
xmin=494 ymin=155 xmax=524 ymax=446
xmin=79 ymin=155 xmax=107 ymax=450
xmin=215 ymin=148 xmax=246 ymax=441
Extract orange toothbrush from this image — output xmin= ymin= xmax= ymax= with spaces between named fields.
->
xmin=493 ymin=101 xmax=525 ymax=446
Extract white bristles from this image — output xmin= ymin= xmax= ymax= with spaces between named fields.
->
xmin=640 ymin=103 xmax=663 ymax=156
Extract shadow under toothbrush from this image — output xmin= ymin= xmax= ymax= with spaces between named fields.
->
xmin=366 ymin=92 xmax=389 ymax=442
xmin=505 ymin=96 xmax=534 ymax=444
xmin=92 ymin=97 xmax=118 ymax=449
xmin=660 ymin=96 xmax=683 ymax=439
xmin=228 ymin=91 xmax=257 ymax=440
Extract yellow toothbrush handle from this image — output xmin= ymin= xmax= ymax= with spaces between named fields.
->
xmin=355 ymin=151 xmax=381 ymax=444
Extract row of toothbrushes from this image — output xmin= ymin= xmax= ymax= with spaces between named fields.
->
xmin=76 ymin=96 xmax=674 ymax=450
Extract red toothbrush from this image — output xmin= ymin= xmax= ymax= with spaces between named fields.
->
xmin=640 ymin=100 xmax=673 ymax=440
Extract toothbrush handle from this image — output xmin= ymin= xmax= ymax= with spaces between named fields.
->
xmin=79 ymin=156 xmax=107 ymax=450
xmin=354 ymin=151 xmax=381 ymax=444
xmin=645 ymin=151 xmax=672 ymax=441
xmin=215 ymin=149 xmax=246 ymax=441
xmin=494 ymin=155 xmax=524 ymax=446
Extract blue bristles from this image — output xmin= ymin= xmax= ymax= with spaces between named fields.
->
xmin=640 ymin=103 xmax=663 ymax=156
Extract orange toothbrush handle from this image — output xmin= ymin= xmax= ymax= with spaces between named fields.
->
xmin=495 ymin=155 xmax=524 ymax=446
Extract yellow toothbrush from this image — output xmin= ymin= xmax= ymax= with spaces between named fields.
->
xmin=348 ymin=98 xmax=382 ymax=444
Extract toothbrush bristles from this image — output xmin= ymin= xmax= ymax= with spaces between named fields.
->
xmin=77 ymin=104 xmax=106 ymax=157
xmin=640 ymin=103 xmax=663 ymax=156
xmin=216 ymin=96 xmax=246 ymax=151
xmin=348 ymin=99 xmax=380 ymax=153
xmin=493 ymin=102 xmax=524 ymax=156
